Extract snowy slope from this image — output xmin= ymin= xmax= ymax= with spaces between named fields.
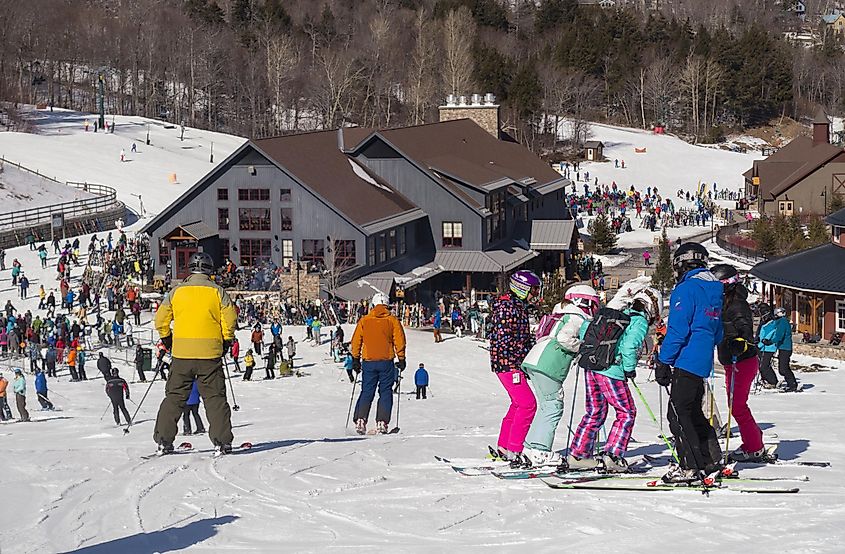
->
xmin=1 ymin=239 xmax=844 ymax=552
xmin=0 ymin=108 xmax=246 ymax=220
xmin=0 ymin=163 xmax=93 ymax=214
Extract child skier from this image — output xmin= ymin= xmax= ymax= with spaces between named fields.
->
xmin=264 ymin=343 xmax=276 ymax=380
xmin=243 ymin=349 xmax=255 ymax=381
xmin=182 ymin=379 xmax=205 ymax=435
xmin=520 ymin=285 xmax=599 ymax=467
xmin=710 ymin=264 xmax=765 ymax=462
xmin=344 ymin=351 xmax=356 ymax=383
xmin=414 ymin=363 xmax=429 ymax=399
xmin=567 ymin=288 xmax=662 ymax=473
xmin=489 ymin=270 xmax=540 ymax=463
xmin=655 ymin=242 xmax=724 ymax=483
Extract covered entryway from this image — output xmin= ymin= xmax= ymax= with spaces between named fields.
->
xmin=163 ymin=222 xmax=219 ymax=279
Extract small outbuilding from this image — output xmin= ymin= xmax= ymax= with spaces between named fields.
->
xmin=583 ymin=140 xmax=604 ymax=162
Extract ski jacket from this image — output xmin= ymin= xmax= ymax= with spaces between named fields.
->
xmin=66 ymin=348 xmax=77 ymax=367
xmin=522 ymin=304 xmax=590 ymax=381
xmin=489 ymin=294 xmax=534 ymax=373
xmin=414 ymin=367 xmax=429 ymax=386
xmin=0 ymin=377 xmax=6 ymax=397
xmin=231 ymin=340 xmax=240 ymax=359
xmin=187 ymin=380 xmax=201 ymax=405
xmin=244 ymin=353 xmax=255 ymax=367
xmin=251 ymin=329 xmax=263 ymax=344
xmin=155 ymin=274 xmax=237 ymax=360
xmin=271 ymin=323 xmax=282 ymax=336
xmin=351 ymin=305 xmax=406 ymax=362
xmin=287 ymin=339 xmax=296 ymax=356
xmin=433 ymin=310 xmax=442 ymax=329
xmin=45 ymin=349 xmax=57 ymax=367
xmin=105 ymin=377 xmax=128 ymax=399
xmin=97 ymin=355 xmax=112 ymax=376
xmin=35 ymin=373 xmax=47 ymax=394
xmin=770 ymin=317 xmax=793 ymax=351
xmin=594 ymin=308 xmax=649 ymax=382
xmin=12 ymin=376 xmax=25 ymax=395
xmin=717 ymin=285 xmax=758 ymax=366
xmin=658 ymin=268 xmax=723 ymax=378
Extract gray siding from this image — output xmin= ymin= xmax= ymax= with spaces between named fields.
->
xmin=356 ymin=155 xmax=483 ymax=250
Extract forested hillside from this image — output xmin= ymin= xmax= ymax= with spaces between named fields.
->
xmin=1 ymin=0 xmax=843 ymax=150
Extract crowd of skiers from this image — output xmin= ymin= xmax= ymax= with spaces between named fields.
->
xmin=487 ymin=241 xmax=793 ymax=485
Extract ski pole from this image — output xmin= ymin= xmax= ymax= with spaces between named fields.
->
xmin=630 ymin=380 xmax=680 ymax=465
xmin=48 ymin=389 xmax=71 ymax=401
xmin=345 ymin=372 xmax=358 ymax=430
xmin=390 ymin=362 xmax=401 ymax=434
xmin=723 ymin=358 xmax=737 ymax=465
xmin=124 ymin=365 xmax=162 ymax=434
xmin=658 ymin=385 xmax=664 ymax=434
xmin=564 ymin=365 xmax=581 ymax=457
xmin=222 ymin=357 xmax=240 ymax=411
xmin=127 ymin=397 xmax=146 ymax=413
xmin=99 ymin=401 xmax=112 ymax=422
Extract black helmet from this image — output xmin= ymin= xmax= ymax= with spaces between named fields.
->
xmin=710 ymin=263 xmax=740 ymax=289
xmin=189 ymin=252 xmax=215 ymax=275
xmin=672 ymin=242 xmax=708 ymax=278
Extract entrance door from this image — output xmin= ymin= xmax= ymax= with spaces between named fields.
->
xmin=175 ymin=246 xmax=198 ymax=279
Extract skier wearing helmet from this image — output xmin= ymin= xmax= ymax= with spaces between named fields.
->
xmin=567 ymin=287 xmax=662 ymax=473
xmin=488 ymin=270 xmax=540 ymax=464
xmin=520 ymin=284 xmax=599 ymax=467
xmin=654 ymin=242 xmax=724 ymax=483
xmin=710 ymin=264 xmax=765 ymax=462
xmin=351 ymin=292 xmax=406 ymax=435
xmin=758 ymin=306 xmax=797 ymax=391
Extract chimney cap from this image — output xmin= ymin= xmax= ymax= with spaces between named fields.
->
xmin=814 ymin=108 xmax=830 ymax=125
xmin=471 ymin=93 xmax=481 ymax=105
xmin=458 ymin=95 xmax=467 ymax=106
xmin=446 ymin=94 xmax=456 ymax=106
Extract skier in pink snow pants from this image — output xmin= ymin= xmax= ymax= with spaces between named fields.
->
xmin=489 ymin=270 xmax=540 ymax=459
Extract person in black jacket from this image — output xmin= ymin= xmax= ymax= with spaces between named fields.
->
xmin=134 ymin=345 xmax=147 ymax=382
xmin=97 ymin=352 xmax=113 ymax=381
xmin=711 ymin=264 xmax=765 ymax=463
xmin=105 ymin=369 xmax=131 ymax=425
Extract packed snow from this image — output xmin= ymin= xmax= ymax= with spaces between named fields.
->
xmin=0 ymin=162 xmax=94 ymax=214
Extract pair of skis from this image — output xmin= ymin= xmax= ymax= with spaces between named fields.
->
xmin=140 ymin=441 xmax=253 ymax=460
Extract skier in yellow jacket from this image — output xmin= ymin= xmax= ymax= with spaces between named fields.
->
xmin=153 ymin=252 xmax=237 ymax=455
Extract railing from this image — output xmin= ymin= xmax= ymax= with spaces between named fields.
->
xmin=0 ymin=156 xmax=122 ymax=231
xmin=715 ymin=220 xmax=765 ymax=263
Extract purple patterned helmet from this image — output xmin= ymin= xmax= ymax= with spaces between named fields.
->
xmin=509 ymin=270 xmax=541 ymax=301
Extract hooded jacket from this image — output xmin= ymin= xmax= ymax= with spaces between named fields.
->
xmin=658 ymin=268 xmax=724 ymax=378
xmin=522 ymin=303 xmax=591 ymax=381
xmin=595 ymin=307 xmax=650 ymax=382
xmin=489 ymin=294 xmax=534 ymax=373
xmin=351 ymin=305 xmax=406 ymax=362
xmin=717 ymin=284 xmax=758 ymax=365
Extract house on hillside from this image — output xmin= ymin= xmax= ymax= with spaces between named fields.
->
xmin=583 ymin=140 xmax=604 ymax=161
xmin=750 ymin=207 xmax=845 ymax=341
xmin=744 ymin=110 xmax=845 ymax=216
xmin=142 ymin=101 xmax=576 ymax=304
xmin=821 ymin=12 xmax=845 ymax=35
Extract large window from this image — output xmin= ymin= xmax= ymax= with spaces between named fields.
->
xmin=486 ymin=191 xmax=505 ymax=242
xmin=220 ymin=239 xmax=230 ymax=261
xmin=443 ymin=221 xmax=463 ymax=248
xmin=377 ymin=233 xmax=386 ymax=262
xmin=302 ymin=239 xmax=325 ymax=265
xmin=282 ymin=239 xmax=293 ymax=269
xmin=333 ymin=240 xmax=356 ymax=267
xmin=239 ymin=239 xmax=271 ymax=266
xmin=239 ymin=208 xmax=271 ymax=231
xmin=837 ymin=300 xmax=845 ymax=333
xmin=388 ymin=229 xmax=397 ymax=259
xmin=397 ymin=226 xmax=406 ymax=256
xmin=238 ymin=188 xmax=270 ymax=201
xmin=217 ymin=188 xmax=228 ymax=201
xmin=368 ymin=236 xmax=376 ymax=266
xmin=158 ymin=239 xmax=170 ymax=264
xmin=280 ymin=188 xmax=292 ymax=202
xmin=218 ymin=208 xmax=229 ymax=230
xmin=281 ymin=208 xmax=293 ymax=231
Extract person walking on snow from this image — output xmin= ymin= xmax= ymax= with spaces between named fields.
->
xmin=34 ymin=369 xmax=54 ymax=410
xmin=242 ymin=349 xmax=255 ymax=381
xmin=414 ymin=363 xmax=429 ymax=399
xmin=105 ymin=369 xmax=131 ymax=425
xmin=710 ymin=264 xmax=765 ymax=462
xmin=567 ymin=288 xmax=662 ymax=473
xmin=182 ymin=379 xmax=205 ymax=435
xmin=642 ymin=250 xmax=651 ymax=266
xmin=0 ymin=373 xmax=12 ymax=420
xmin=153 ymin=252 xmax=237 ymax=455
xmin=12 ymin=368 xmax=29 ymax=422
xmin=489 ymin=270 xmax=540 ymax=462
xmin=229 ymin=338 xmax=241 ymax=373
xmin=758 ymin=307 xmax=798 ymax=392
xmin=520 ymin=285 xmax=599 ymax=467
xmin=654 ymin=242 xmax=724 ymax=483
xmin=351 ymin=293 xmax=406 ymax=435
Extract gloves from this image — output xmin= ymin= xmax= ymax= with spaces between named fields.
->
xmin=125 ymin=395 xmax=130 ymax=400
xmin=624 ymin=369 xmax=637 ymax=381
xmin=396 ymin=358 xmax=406 ymax=371
xmin=761 ymin=339 xmax=773 ymax=346
xmin=352 ymin=358 xmax=361 ymax=372
xmin=729 ymin=338 xmax=747 ymax=356
xmin=654 ymin=360 xmax=672 ymax=387
xmin=161 ymin=335 xmax=173 ymax=351
xmin=222 ymin=339 xmax=232 ymax=353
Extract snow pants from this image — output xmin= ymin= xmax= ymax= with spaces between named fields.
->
xmin=0 ymin=397 xmax=11 ymax=420
xmin=667 ymin=370 xmax=721 ymax=471
xmin=496 ymin=370 xmax=537 ymax=453
xmin=354 ymin=360 xmax=395 ymax=424
xmin=182 ymin=403 xmax=204 ymax=434
xmin=153 ymin=358 xmax=233 ymax=447
xmin=723 ymin=357 xmax=764 ymax=454
xmin=16 ymin=393 xmax=29 ymax=422
xmin=523 ymin=371 xmax=563 ymax=453
xmin=37 ymin=392 xmax=53 ymax=410
xmin=569 ymin=371 xmax=636 ymax=458
xmin=110 ymin=395 xmax=131 ymax=425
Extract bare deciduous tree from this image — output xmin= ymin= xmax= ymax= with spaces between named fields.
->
xmin=442 ymin=7 xmax=476 ymax=96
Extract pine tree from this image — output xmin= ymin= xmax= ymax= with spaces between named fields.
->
xmin=806 ymin=216 xmax=830 ymax=247
xmin=830 ymin=192 xmax=845 ymax=214
xmin=752 ymin=217 xmax=778 ymax=257
xmin=651 ymin=228 xmax=675 ymax=294
xmin=588 ymin=213 xmax=617 ymax=254
xmin=540 ymin=272 xmax=566 ymax=314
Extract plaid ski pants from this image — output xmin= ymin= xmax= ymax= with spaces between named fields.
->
xmin=569 ymin=371 xmax=636 ymax=458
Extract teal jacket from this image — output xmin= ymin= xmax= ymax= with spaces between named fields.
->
xmin=12 ymin=375 xmax=25 ymax=395
xmin=594 ymin=308 xmax=650 ymax=382
xmin=758 ymin=318 xmax=793 ymax=352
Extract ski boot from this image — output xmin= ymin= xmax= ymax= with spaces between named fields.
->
xmin=660 ymin=464 xmax=702 ymax=485
xmin=566 ymin=454 xmax=599 ymax=471
xmin=376 ymin=421 xmax=389 ymax=435
xmin=600 ymin=452 xmax=629 ymax=473
xmin=509 ymin=452 xmax=532 ymax=469
xmin=728 ymin=446 xmax=766 ymax=463
xmin=157 ymin=441 xmax=175 ymax=456
xmin=523 ymin=448 xmax=561 ymax=468
xmin=195 ymin=428 xmax=206 ymax=435
xmin=355 ymin=419 xmax=367 ymax=435
xmin=215 ymin=443 xmax=233 ymax=456
xmin=778 ymin=382 xmax=799 ymax=393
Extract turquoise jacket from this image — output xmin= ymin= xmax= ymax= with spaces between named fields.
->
xmin=759 ymin=317 xmax=792 ymax=352
xmin=12 ymin=375 xmax=25 ymax=395
xmin=594 ymin=308 xmax=650 ymax=382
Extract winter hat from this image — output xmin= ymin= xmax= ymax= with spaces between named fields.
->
xmin=13 ymin=367 xmax=22 ymax=374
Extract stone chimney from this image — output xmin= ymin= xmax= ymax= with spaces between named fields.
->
xmin=813 ymin=108 xmax=830 ymax=145
xmin=438 ymin=92 xmax=500 ymax=138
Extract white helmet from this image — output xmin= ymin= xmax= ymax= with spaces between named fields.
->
xmin=774 ymin=307 xmax=786 ymax=318
xmin=633 ymin=287 xmax=663 ymax=323
xmin=371 ymin=292 xmax=390 ymax=306
xmin=565 ymin=284 xmax=600 ymax=316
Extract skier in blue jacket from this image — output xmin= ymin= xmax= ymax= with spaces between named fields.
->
xmin=182 ymin=380 xmax=205 ymax=435
xmin=414 ymin=363 xmax=429 ymax=399
xmin=655 ymin=242 xmax=724 ymax=483
xmin=34 ymin=369 xmax=54 ymax=410
xmin=758 ymin=307 xmax=797 ymax=391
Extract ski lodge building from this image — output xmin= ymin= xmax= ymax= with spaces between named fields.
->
xmin=750 ymin=207 xmax=845 ymax=341
xmin=142 ymin=97 xmax=577 ymax=303
xmin=744 ymin=110 xmax=845 ymax=216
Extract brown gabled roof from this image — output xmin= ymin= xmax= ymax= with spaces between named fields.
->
xmin=254 ymin=131 xmax=417 ymax=227
xmin=747 ymin=136 xmax=844 ymax=199
xmin=376 ymin=119 xmax=562 ymax=189
xmin=340 ymin=126 xmax=374 ymax=151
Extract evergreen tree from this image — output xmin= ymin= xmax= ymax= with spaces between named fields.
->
xmin=540 ymin=272 xmax=566 ymax=314
xmin=535 ymin=0 xmax=577 ymax=34
xmin=588 ymin=213 xmax=617 ymax=254
xmin=830 ymin=192 xmax=845 ymax=214
xmin=651 ymin=228 xmax=675 ymax=294
xmin=806 ymin=216 xmax=830 ymax=247
xmin=752 ymin=217 xmax=778 ymax=257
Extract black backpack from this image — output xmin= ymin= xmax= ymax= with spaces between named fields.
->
xmin=578 ymin=307 xmax=631 ymax=371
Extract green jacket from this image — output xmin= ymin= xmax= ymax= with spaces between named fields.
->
xmin=594 ymin=308 xmax=649 ymax=382
xmin=522 ymin=304 xmax=591 ymax=382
